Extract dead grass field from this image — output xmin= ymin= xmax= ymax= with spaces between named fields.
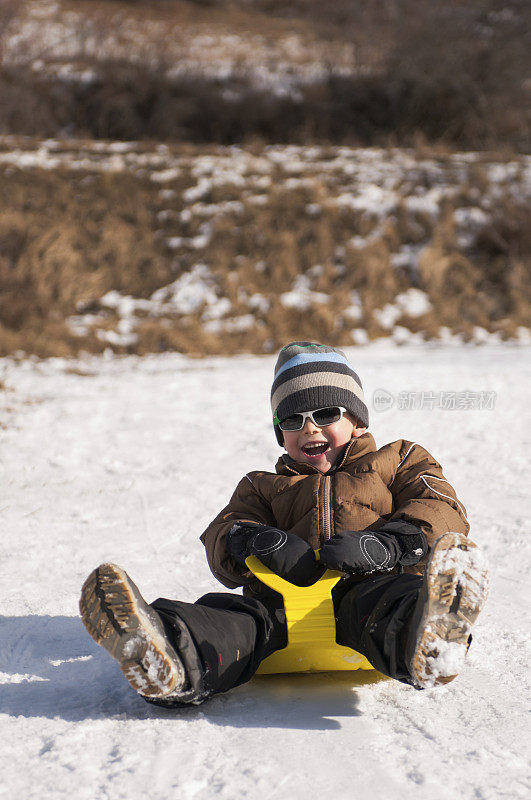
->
xmin=0 ymin=137 xmax=529 ymax=357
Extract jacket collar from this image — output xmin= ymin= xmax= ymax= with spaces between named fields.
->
xmin=275 ymin=432 xmax=377 ymax=476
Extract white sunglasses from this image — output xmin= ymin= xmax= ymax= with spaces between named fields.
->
xmin=278 ymin=406 xmax=347 ymax=432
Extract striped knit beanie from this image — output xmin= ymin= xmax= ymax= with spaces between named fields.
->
xmin=271 ymin=341 xmax=369 ymax=445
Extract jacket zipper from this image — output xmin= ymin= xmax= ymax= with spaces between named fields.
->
xmin=322 ymin=475 xmax=333 ymax=541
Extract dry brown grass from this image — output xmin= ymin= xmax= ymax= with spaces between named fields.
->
xmin=0 ymin=139 xmax=529 ymax=357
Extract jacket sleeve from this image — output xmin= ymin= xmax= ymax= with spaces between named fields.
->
xmin=388 ymin=441 xmax=470 ymax=559
xmin=199 ymin=473 xmax=277 ymax=589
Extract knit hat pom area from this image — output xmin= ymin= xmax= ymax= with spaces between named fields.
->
xmin=271 ymin=341 xmax=369 ymax=445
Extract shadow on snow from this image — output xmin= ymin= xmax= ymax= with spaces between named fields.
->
xmin=0 ymin=615 xmax=385 ymax=729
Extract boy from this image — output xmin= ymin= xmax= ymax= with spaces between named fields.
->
xmin=80 ymin=342 xmax=489 ymax=706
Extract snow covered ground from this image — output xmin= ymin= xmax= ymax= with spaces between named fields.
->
xmin=1 ymin=343 xmax=530 ymax=800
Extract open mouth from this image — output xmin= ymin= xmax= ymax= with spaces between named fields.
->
xmin=301 ymin=442 xmax=330 ymax=458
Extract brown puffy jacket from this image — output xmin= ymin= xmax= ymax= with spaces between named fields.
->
xmin=200 ymin=433 xmax=469 ymax=597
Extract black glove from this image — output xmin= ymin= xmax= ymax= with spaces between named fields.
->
xmin=319 ymin=521 xmax=427 ymax=575
xmin=226 ymin=522 xmax=323 ymax=586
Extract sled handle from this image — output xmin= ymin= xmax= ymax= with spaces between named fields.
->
xmin=244 ymin=553 xmax=344 ymax=599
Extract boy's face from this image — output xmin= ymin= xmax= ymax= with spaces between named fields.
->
xmin=282 ymin=411 xmax=366 ymax=473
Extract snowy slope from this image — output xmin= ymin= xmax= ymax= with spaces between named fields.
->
xmin=0 ymin=344 xmax=530 ymax=800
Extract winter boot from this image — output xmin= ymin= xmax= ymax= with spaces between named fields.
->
xmin=406 ymin=533 xmax=489 ymax=689
xmin=80 ymin=563 xmax=187 ymax=699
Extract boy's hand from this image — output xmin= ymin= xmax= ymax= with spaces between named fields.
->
xmin=226 ymin=523 xmax=323 ymax=586
xmin=319 ymin=522 xmax=427 ymax=574
xmin=319 ymin=530 xmax=400 ymax=574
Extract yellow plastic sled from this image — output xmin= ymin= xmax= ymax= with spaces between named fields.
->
xmin=246 ymin=555 xmax=374 ymax=675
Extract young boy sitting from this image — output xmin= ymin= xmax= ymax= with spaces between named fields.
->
xmin=80 ymin=341 xmax=489 ymax=705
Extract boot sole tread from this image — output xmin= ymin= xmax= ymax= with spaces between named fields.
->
xmin=411 ymin=533 xmax=489 ymax=688
xmin=80 ymin=563 xmax=185 ymax=698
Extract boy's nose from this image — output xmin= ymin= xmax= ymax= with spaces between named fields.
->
xmin=303 ymin=417 xmax=320 ymax=433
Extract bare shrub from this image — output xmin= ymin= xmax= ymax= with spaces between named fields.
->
xmin=0 ymin=0 xmax=19 ymax=64
xmin=473 ymin=199 xmax=531 ymax=325
xmin=385 ymin=0 xmax=531 ymax=151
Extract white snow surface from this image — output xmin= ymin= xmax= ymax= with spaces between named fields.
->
xmin=1 ymin=344 xmax=530 ymax=800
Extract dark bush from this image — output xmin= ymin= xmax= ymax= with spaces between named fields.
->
xmin=0 ymin=0 xmax=529 ymax=149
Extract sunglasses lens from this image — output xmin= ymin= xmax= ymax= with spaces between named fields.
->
xmin=278 ymin=407 xmax=343 ymax=431
xmin=279 ymin=414 xmax=304 ymax=431
xmin=313 ymin=407 xmax=342 ymax=426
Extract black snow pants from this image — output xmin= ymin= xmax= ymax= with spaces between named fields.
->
xmin=148 ymin=573 xmax=423 ymax=706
